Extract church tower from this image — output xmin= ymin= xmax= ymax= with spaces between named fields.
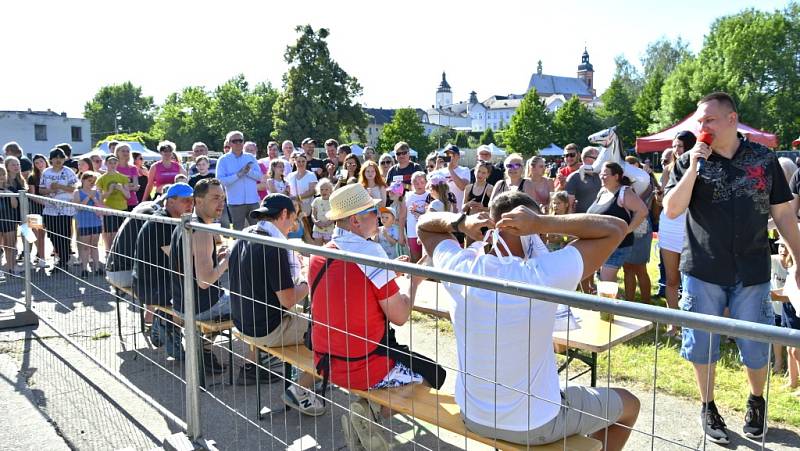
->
xmin=577 ymin=48 xmax=595 ymax=96
xmin=435 ymin=72 xmax=453 ymax=108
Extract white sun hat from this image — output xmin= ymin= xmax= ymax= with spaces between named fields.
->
xmin=326 ymin=184 xmax=382 ymax=221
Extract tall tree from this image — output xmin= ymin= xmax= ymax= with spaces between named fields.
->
xmin=504 ymin=88 xmax=552 ymax=155
xmin=210 ymin=75 xmax=253 ymax=142
xmin=151 ymin=86 xmax=216 ymax=151
xmin=455 ymin=131 xmax=469 ymax=148
xmin=552 ymin=96 xmax=601 ymax=148
xmin=272 ymin=25 xmax=369 ymax=142
xmin=479 ymin=127 xmax=496 ymax=145
xmin=611 ymin=55 xmax=643 ymax=101
xmin=651 ymin=57 xmax=699 ymax=131
xmin=84 ymin=82 xmax=155 ymax=144
xmin=377 ymin=108 xmax=429 ymax=155
xmin=635 ymin=38 xmax=692 ymax=135
xmin=597 ymin=78 xmax=639 ymax=148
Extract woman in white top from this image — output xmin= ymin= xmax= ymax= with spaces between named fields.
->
xmin=359 ymin=160 xmax=387 ymax=207
xmin=286 ymin=152 xmax=317 ymax=217
xmin=658 ymin=131 xmax=695 ymax=336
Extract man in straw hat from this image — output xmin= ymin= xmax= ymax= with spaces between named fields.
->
xmin=307 ymin=184 xmax=445 ymax=450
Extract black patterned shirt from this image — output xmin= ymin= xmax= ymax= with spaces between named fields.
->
xmin=666 ymin=139 xmax=791 ymax=286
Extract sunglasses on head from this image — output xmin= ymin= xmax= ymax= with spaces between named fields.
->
xmin=230 ymin=139 xmax=244 ymax=144
xmin=564 ymin=153 xmax=576 ymax=158
xmin=505 ymin=163 xmax=522 ymax=170
xmin=395 ymin=151 xmax=408 ymax=156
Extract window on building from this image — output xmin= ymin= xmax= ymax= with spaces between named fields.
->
xmin=34 ymin=124 xmax=47 ymax=141
xmin=71 ymin=126 xmax=83 ymax=142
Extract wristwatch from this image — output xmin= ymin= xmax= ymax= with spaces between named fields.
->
xmin=450 ymin=213 xmax=467 ymax=234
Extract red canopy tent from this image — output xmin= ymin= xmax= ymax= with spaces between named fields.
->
xmin=792 ymin=136 xmax=800 ymax=148
xmin=635 ymin=114 xmax=779 ymax=153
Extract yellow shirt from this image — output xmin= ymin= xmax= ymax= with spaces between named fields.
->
xmin=96 ymin=172 xmax=130 ymax=211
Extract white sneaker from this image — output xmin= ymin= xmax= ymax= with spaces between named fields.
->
xmin=282 ymin=385 xmax=326 ymax=416
xmin=349 ymin=398 xmax=389 ymax=451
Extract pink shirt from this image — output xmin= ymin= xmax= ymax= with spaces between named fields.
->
xmin=153 ymin=161 xmax=181 ymax=191
xmin=117 ymin=165 xmax=139 ymax=206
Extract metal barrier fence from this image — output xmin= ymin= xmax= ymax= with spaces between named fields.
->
xmin=1 ymin=191 xmax=799 ymax=451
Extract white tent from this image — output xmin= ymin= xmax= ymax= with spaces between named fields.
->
xmin=349 ymin=144 xmax=364 ymax=156
xmin=486 ymin=143 xmax=506 ymax=156
xmin=538 ymin=143 xmax=563 ymax=156
xmin=86 ymin=141 xmax=162 ymax=161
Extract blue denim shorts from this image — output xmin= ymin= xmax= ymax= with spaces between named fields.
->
xmin=679 ymin=274 xmax=772 ymax=369
xmin=603 ymin=246 xmax=631 ymax=269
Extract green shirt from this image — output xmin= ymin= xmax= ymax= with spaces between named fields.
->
xmin=96 ymin=172 xmax=130 ymax=211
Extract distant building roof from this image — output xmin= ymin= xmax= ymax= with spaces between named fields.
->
xmin=0 ymin=109 xmax=80 ymax=119
xmin=527 ymin=74 xmax=593 ymax=98
xmin=364 ymin=108 xmax=427 ymax=125
xmin=437 ymin=72 xmax=451 ymax=93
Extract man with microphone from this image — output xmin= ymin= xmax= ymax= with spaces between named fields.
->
xmin=664 ymin=92 xmax=800 ymax=444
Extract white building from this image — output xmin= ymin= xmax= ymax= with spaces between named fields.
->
xmin=0 ymin=110 xmax=92 ymax=156
xmin=427 ymin=49 xmax=599 ymax=133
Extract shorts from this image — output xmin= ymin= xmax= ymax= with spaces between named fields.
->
xmin=103 ymin=214 xmax=125 ymax=233
xmin=239 ymin=313 xmax=309 ymax=348
xmin=782 ymin=302 xmax=800 ymax=330
xmin=370 ymin=362 xmax=424 ymax=390
xmin=407 ymin=237 xmax=422 ymax=256
xmin=680 ymin=274 xmax=772 ymax=369
xmin=603 ymin=246 xmax=631 ymax=270
xmin=625 ymin=230 xmax=652 ymax=265
xmin=463 ymin=385 xmax=624 ymax=446
xmin=78 ymin=226 xmax=102 ymax=236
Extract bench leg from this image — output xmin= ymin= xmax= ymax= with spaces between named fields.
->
xmin=113 ymin=288 xmax=123 ymax=345
xmin=227 ymin=328 xmax=233 ymax=385
xmin=591 ymin=352 xmax=597 ymax=387
xmin=256 ymin=348 xmax=262 ymax=420
xmin=197 ymin=330 xmax=206 ymax=388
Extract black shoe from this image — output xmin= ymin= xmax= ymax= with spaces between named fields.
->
xmin=235 ymin=363 xmax=283 ymax=385
xmin=700 ymin=403 xmax=729 ymax=444
xmin=743 ymin=395 xmax=767 ymax=440
xmin=80 ymin=269 xmax=90 ymax=278
xmin=202 ymin=351 xmax=225 ymax=374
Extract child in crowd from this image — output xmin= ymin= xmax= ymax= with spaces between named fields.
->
xmin=426 ymin=172 xmax=455 ymax=213
xmin=287 ymin=199 xmax=306 ymax=240
xmin=405 ymin=171 xmax=429 ymax=262
xmin=376 ymin=206 xmax=401 ymax=259
xmin=544 ymin=190 xmax=571 ymax=252
xmin=311 ymin=178 xmax=334 ymax=243
xmin=174 ymin=173 xmax=189 ymax=184
xmin=188 ymin=156 xmax=214 ymax=188
xmin=773 ymin=238 xmax=799 ymax=389
xmin=266 ymin=159 xmax=290 ymax=196
xmin=73 ymin=172 xmax=105 ymax=277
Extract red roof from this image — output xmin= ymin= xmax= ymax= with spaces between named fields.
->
xmin=635 ymin=114 xmax=778 ymax=153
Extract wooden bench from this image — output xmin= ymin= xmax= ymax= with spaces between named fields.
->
xmin=405 ymin=278 xmax=654 ymax=387
xmin=237 ymin=337 xmax=601 ymax=451
xmin=108 ymin=283 xmax=235 ymax=385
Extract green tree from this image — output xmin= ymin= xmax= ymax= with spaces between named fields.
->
xmin=651 ymin=57 xmax=699 ymax=131
xmin=611 ymin=56 xmax=643 ymax=101
xmin=272 ymin=25 xmax=368 ymax=142
xmin=597 ymin=78 xmax=639 ymax=148
xmin=151 ymin=86 xmax=216 ymax=151
xmin=97 ymin=131 xmax=159 ymax=151
xmin=84 ymin=82 xmax=155 ymax=144
xmin=428 ymin=127 xmax=456 ymax=150
xmin=505 ymin=88 xmax=552 ymax=155
xmin=552 ymin=96 xmax=601 ymax=148
xmin=377 ymin=108 xmax=429 ymax=155
xmin=210 ymin=75 xmax=254 ymax=143
xmin=455 ymin=131 xmax=469 ymax=148
xmin=479 ymin=127 xmax=496 ymax=145
xmin=635 ymin=38 xmax=692 ymax=135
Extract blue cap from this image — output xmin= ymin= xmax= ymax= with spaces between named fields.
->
xmin=165 ymin=183 xmax=193 ymax=199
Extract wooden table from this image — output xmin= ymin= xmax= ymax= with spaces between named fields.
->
xmin=402 ymin=278 xmax=654 ymax=386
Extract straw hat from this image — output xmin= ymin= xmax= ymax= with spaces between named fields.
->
xmin=326 ymin=184 xmax=381 ymax=221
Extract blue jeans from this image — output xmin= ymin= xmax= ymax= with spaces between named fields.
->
xmin=680 ymin=274 xmax=772 ymax=369
xmin=177 ymin=293 xmax=232 ymax=321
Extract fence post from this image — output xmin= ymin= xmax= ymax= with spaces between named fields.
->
xmin=181 ymin=214 xmax=202 ymax=440
xmin=20 ymin=191 xmax=33 ymax=309
xmin=0 ymin=192 xmax=38 ymax=331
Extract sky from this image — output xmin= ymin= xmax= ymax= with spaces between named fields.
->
xmin=1 ymin=0 xmax=791 ymax=118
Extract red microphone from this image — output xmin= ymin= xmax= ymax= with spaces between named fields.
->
xmin=697 ymin=132 xmax=712 ymax=174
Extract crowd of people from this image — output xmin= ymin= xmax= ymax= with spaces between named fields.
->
xmin=0 ymin=91 xmax=798 ymax=449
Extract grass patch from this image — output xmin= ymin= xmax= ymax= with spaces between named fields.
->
xmin=411 ymin=311 xmax=454 ymax=335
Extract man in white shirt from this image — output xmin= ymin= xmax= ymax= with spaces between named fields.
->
xmin=216 ymin=130 xmax=262 ymax=230
xmin=442 ymin=144 xmax=471 ymax=211
xmin=417 ymin=191 xmax=640 ymax=449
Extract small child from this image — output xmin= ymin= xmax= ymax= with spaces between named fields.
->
xmin=174 ymin=173 xmax=189 ymax=184
xmin=545 ymin=191 xmax=571 ymax=252
xmin=773 ymin=238 xmax=799 ymax=388
xmin=425 ymin=173 xmax=454 ymax=213
xmin=311 ymin=178 xmax=334 ymax=243
xmin=377 ymin=206 xmax=401 ymax=259
xmin=73 ymin=172 xmax=105 ymax=277
xmin=405 ymin=172 xmax=429 ymax=262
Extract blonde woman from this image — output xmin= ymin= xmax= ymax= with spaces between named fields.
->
xmin=490 ymin=153 xmax=538 ymax=204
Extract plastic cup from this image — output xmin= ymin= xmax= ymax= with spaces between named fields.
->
xmin=597 ymin=281 xmax=618 ymax=322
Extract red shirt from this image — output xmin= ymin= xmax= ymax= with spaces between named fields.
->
xmin=555 ymin=165 xmax=578 ymax=191
xmin=309 ymin=243 xmax=399 ymax=390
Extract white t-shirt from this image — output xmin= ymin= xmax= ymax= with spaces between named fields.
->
xmin=40 ymin=167 xmax=78 ymax=216
xmin=433 ymin=239 xmax=583 ymax=431
xmin=286 ymin=170 xmax=317 ymax=212
xmin=404 ymin=191 xmax=428 ymax=239
xmin=771 ymin=255 xmax=789 ymax=315
xmin=445 ymin=166 xmax=471 ymax=210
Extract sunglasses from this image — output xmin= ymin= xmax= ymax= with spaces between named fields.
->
xmin=159 ymin=148 xmax=172 ymax=153
xmin=380 ymin=161 xmax=392 ymax=165
xmin=505 ymin=163 xmax=522 ymax=170
xmin=356 ymin=206 xmax=378 ymax=216
xmin=230 ymin=139 xmax=244 ymax=144
xmin=395 ymin=151 xmax=409 ymax=156
xmin=563 ymin=153 xmax=576 ymax=158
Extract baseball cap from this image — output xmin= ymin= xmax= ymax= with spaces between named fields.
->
xmin=301 ymin=137 xmax=316 ymax=146
xmin=250 ymin=193 xmax=295 ymax=219
xmin=165 ymin=183 xmax=193 ymax=199
xmin=443 ymin=144 xmax=461 ymax=155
